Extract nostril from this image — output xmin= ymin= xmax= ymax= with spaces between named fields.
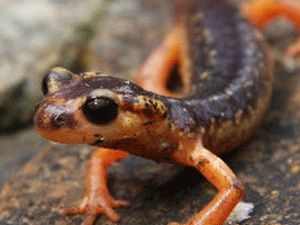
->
xmin=51 ymin=113 xmax=67 ymax=128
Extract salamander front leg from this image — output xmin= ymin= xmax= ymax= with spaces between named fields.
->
xmin=170 ymin=143 xmax=245 ymax=225
xmin=60 ymin=148 xmax=130 ymax=225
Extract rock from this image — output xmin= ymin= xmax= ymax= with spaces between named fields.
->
xmin=0 ymin=0 xmax=106 ymax=131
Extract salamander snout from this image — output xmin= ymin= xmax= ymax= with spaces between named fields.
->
xmin=33 ymin=99 xmax=80 ymax=143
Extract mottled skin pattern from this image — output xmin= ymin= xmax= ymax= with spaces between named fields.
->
xmin=154 ymin=0 xmax=273 ymax=153
xmin=32 ymin=0 xmax=284 ymax=225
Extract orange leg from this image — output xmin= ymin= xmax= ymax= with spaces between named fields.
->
xmin=60 ymin=148 xmax=130 ymax=225
xmin=136 ymin=25 xmax=188 ymax=98
xmin=242 ymin=0 xmax=300 ymax=56
xmin=170 ymin=142 xmax=245 ymax=225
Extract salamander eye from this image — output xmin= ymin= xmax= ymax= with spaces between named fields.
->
xmin=41 ymin=69 xmax=73 ymax=96
xmin=41 ymin=74 xmax=49 ymax=96
xmin=83 ymin=97 xmax=118 ymax=124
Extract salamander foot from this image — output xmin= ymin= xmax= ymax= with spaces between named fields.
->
xmin=59 ymin=195 xmax=131 ymax=225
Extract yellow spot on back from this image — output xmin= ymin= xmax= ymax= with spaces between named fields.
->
xmin=200 ymin=71 xmax=209 ymax=80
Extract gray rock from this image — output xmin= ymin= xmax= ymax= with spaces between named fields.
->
xmin=0 ymin=0 xmax=106 ymax=131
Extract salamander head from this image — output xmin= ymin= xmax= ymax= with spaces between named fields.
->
xmin=34 ymin=68 xmax=168 ymax=151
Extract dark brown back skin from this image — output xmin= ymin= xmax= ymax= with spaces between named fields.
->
xmin=157 ymin=0 xmax=273 ymax=154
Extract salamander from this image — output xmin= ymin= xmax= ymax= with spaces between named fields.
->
xmin=34 ymin=0 xmax=300 ymax=224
